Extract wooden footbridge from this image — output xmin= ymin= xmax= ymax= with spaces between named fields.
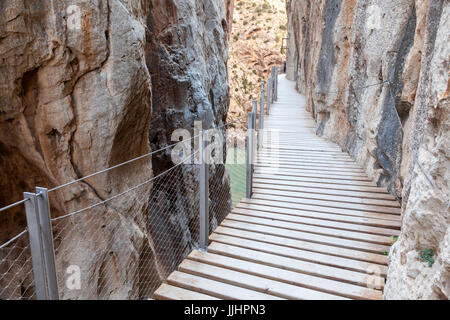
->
xmin=154 ymin=75 xmax=401 ymax=300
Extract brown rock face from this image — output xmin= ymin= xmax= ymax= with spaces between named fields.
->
xmin=144 ymin=0 xmax=233 ymax=284
xmin=228 ymin=0 xmax=287 ymax=123
xmin=0 ymin=0 xmax=231 ymax=299
xmin=286 ymin=0 xmax=449 ymax=299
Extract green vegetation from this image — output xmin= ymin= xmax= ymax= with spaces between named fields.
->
xmin=391 ymin=235 xmax=399 ymax=245
xmin=419 ymin=249 xmax=435 ymax=267
xmin=382 ymin=235 xmax=399 ymax=256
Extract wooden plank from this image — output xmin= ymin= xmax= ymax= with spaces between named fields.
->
xmin=251 ymin=193 xmax=401 ymax=215
xmin=231 ymin=207 xmax=400 ymax=236
xmin=210 ymin=233 xmax=388 ymax=276
xmin=154 ymin=283 xmax=220 ymax=300
xmin=256 ymin=159 xmax=362 ymax=169
xmin=265 ymin=142 xmax=342 ymax=152
xmin=213 ymin=227 xmax=388 ymax=265
xmin=259 ymin=149 xmax=353 ymax=158
xmin=240 ymin=197 xmax=401 ymax=222
xmin=187 ymin=251 xmax=382 ymax=300
xmin=258 ymin=152 xmax=352 ymax=160
xmin=220 ymin=220 xmax=391 ymax=254
xmin=261 ymin=143 xmax=345 ymax=148
xmin=258 ymin=155 xmax=355 ymax=164
xmin=255 ymin=166 xmax=369 ymax=179
xmin=255 ymin=168 xmax=373 ymax=182
xmin=256 ymin=163 xmax=365 ymax=174
xmin=179 ymin=259 xmax=346 ymax=300
xmin=252 ymin=179 xmax=394 ymax=198
xmin=226 ymin=214 xmax=394 ymax=245
xmin=253 ymin=188 xmax=400 ymax=208
xmin=254 ymin=173 xmax=381 ymax=188
xmin=206 ymin=242 xmax=385 ymax=288
xmin=235 ymin=201 xmax=401 ymax=228
xmin=167 ymin=271 xmax=283 ymax=300
xmin=258 ymin=157 xmax=355 ymax=165
xmin=263 ymin=146 xmax=346 ymax=154
xmin=257 ymin=157 xmax=361 ymax=168
xmin=257 ymin=155 xmax=355 ymax=164
xmin=261 ymin=140 xmax=339 ymax=147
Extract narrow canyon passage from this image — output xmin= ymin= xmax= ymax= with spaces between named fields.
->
xmin=0 ymin=0 xmax=448 ymax=301
xmin=154 ymin=74 xmax=401 ymax=300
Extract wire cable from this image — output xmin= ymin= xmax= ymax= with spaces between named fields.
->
xmin=48 ymin=133 xmax=202 ymax=193
xmin=0 ymin=229 xmax=28 ymax=249
xmin=0 ymin=199 xmax=30 ymax=213
xmin=51 ymin=149 xmax=200 ymax=222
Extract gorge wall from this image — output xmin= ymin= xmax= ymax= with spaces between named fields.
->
xmin=286 ymin=0 xmax=449 ymax=299
xmin=0 ymin=0 xmax=232 ymax=299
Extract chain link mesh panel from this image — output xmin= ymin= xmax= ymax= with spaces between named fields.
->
xmin=0 ymin=218 xmax=35 ymax=300
xmin=0 ymin=124 xmax=247 ymax=300
xmin=48 ymin=151 xmax=203 ymax=299
xmin=209 ymin=126 xmax=247 ymax=231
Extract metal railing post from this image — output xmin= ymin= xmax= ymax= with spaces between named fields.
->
xmin=258 ymin=81 xmax=265 ymax=149
xmin=271 ymin=67 xmax=276 ymax=103
xmin=24 ymin=192 xmax=47 ymax=300
xmin=24 ymin=189 xmax=60 ymax=300
xmin=36 ymin=187 xmax=59 ymax=300
xmin=252 ymin=100 xmax=257 ymax=130
xmin=199 ymin=126 xmax=209 ymax=251
xmin=267 ymin=78 xmax=272 ymax=115
xmin=246 ymin=110 xmax=255 ymax=198
xmin=274 ymin=67 xmax=279 ymax=101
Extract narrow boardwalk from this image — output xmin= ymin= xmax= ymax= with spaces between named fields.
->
xmin=154 ymin=75 xmax=401 ymax=300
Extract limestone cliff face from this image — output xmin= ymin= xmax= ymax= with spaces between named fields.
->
xmin=229 ymin=0 xmax=286 ymax=122
xmin=0 ymin=0 xmax=231 ymax=299
xmin=286 ymin=0 xmax=449 ymax=299
xmin=144 ymin=0 xmax=233 ymax=283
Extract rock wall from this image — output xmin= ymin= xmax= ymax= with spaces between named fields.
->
xmin=286 ymin=0 xmax=449 ymax=299
xmin=228 ymin=0 xmax=286 ymax=123
xmin=0 ymin=0 xmax=231 ymax=299
xmin=145 ymin=0 xmax=233 ymax=282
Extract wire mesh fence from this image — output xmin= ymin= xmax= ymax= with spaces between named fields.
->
xmin=0 ymin=219 xmax=35 ymax=300
xmin=46 ymin=147 xmax=205 ymax=300
xmin=0 ymin=116 xmax=254 ymax=300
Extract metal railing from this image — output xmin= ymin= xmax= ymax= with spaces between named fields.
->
xmin=0 ymin=69 xmax=280 ymax=300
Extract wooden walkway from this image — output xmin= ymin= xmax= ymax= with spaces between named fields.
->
xmin=154 ymin=75 xmax=401 ymax=300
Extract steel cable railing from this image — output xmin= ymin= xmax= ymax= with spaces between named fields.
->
xmin=0 ymin=106 xmax=259 ymax=300
xmin=0 ymin=229 xmax=35 ymax=300
xmin=50 ymin=150 xmax=200 ymax=299
xmin=0 ymin=131 xmax=203 ymax=299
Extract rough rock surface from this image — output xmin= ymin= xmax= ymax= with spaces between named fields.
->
xmin=229 ymin=0 xmax=286 ymax=125
xmin=145 ymin=0 xmax=233 ymax=282
xmin=0 ymin=0 xmax=231 ymax=299
xmin=286 ymin=0 xmax=449 ymax=299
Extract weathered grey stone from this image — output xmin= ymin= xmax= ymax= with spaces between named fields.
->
xmin=144 ymin=0 xmax=232 ymax=279
xmin=0 ymin=0 xmax=232 ymax=300
xmin=286 ymin=0 xmax=449 ymax=299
